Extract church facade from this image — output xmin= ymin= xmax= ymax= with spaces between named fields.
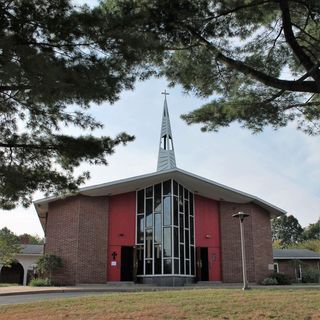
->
xmin=34 ymin=97 xmax=285 ymax=286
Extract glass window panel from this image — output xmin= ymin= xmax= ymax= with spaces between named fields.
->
xmin=145 ymin=229 xmax=153 ymax=258
xmin=186 ymin=260 xmax=190 ymax=275
xmin=180 ymin=244 xmax=184 ymax=274
xmin=154 ymin=183 xmax=161 ymax=212
xmin=163 ymin=180 xmax=171 ymax=196
xmin=146 ymin=186 xmax=153 ymax=198
xmin=137 ymin=215 xmax=144 ymax=244
xmin=184 ymin=200 xmax=189 ymax=228
xmin=174 ymin=259 xmax=179 ymax=274
xmin=173 ymin=180 xmax=178 ymax=195
xmin=174 ymin=227 xmax=179 ymax=258
xmin=164 ymin=259 xmax=172 ymax=274
xmin=184 ymin=188 xmax=189 ymax=200
xmin=185 ymin=230 xmax=189 ymax=259
xmin=163 ymin=196 xmax=171 ymax=226
xmin=145 ymin=260 xmax=152 ymax=275
xmin=191 ymin=246 xmax=195 ymax=275
xmin=179 ymin=214 xmax=184 ymax=242
xmin=190 ymin=217 xmax=194 ymax=245
xmin=137 ymin=246 xmax=144 ymax=275
xmin=179 ymin=185 xmax=183 ymax=212
xmin=163 ymin=227 xmax=172 ymax=257
xmin=137 ymin=190 xmax=144 ymax=213
xmin=189 ymin=192 xmax=194 ymax=216
xmin=154 ymin=244 xmax=162 ymax=274
xmin=173 ymin=196 xmax=178 ymax=226
xmin=146 ymin=198 xmax=153 ymax=228
xmin=154 ymin=212 xmax=162 ymax=243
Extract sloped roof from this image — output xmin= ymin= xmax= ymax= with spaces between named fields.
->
xmin=34 ymin=167 xmax=286 ymax=230
xmin=20 ymin=244 xmax=44 ymax=255
xmin=273 ymin=248 xmax=320 ymax=260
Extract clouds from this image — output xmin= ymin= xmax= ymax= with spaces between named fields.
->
xmin=0 ymin=78 xmax=319 ymax=235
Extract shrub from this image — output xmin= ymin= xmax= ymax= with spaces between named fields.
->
xmin=302 ymin=268 xmax=320 ymax=283
xmin=29 ymin=278 xmax=51 ymax=287
xmin=36 ymin=253 xmax=63 ymax=282
xmin=261 ymin=277 xmax=278 ymax=285
xmin=269 ymin=272 xmax=292 ymax=285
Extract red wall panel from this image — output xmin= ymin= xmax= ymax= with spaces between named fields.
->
xmin=107 ymin=192 xmax=136 ymax=281
xmin=195 ymin=195 xmax=221 ymax=281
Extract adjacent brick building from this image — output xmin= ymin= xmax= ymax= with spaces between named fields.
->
xmin=34 ymin=97 xmax=285 ymax=286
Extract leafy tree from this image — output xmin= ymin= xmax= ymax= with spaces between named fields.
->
xmin=18 ymin=233 xmax=44 ymax=245
xmin=272 ymin=215 xmax=303 ymax=247
xmin=104 ymin=0 xmax=320 ymax=134
xmin=302 ymin=218 xmax=320 ymax=240
xmin=0 ymin=0 xmax=160 ymax=209
xmin=36 ymin=253 xmax=63 ymax=283
xmin=0 ymin=227 xmax=21 ymax=266
xmin=288 ymin=239 xmax=320 ymax=253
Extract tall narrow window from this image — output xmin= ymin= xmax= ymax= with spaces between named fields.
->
xmin=136 ymin=181 xmax=194 ymax=277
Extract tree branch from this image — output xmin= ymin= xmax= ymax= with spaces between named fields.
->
xmin=279 ymin=0 xmax=320 ymax=83
xmin=204 ymin=0 xmax=271 ymax=21
xmin=187 ymin=28 xmax=320 ymax=93
xmin=0 ymin=142 xmax=55 ymax=150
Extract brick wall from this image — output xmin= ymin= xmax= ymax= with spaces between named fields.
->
xmin=251 ymin=204 xmax=273 ymax=283
xmin=45 ymin=195 xmax=108 ymax=285
xmin=276 ymin=259 xmax=320 ymax=282
xmin=220 ymin=202 xmax=273 ymax=283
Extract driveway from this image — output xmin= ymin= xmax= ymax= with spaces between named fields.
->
xmin=0 ymin=292 xmax=110 ymax=305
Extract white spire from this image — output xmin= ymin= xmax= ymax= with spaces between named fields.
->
xmin=157 ymin=92 xmax=176 ymax=171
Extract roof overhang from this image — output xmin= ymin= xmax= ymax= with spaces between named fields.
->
xmin=34 ymin=167 xmax=286 ymax=230
xmin=274 ymin=257 xmax=320 ymax=260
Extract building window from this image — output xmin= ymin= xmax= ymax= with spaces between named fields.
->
xmin=136 ymin=179 xmax=195 ymax=276
xmin=273 ymin=263 xmax=279 ymax=273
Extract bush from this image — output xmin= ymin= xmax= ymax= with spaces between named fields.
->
xmin=302 ymin=268 xmax=320 ymax=283
xmin=29 ymin=278 xmax=51 ymax=287
xmin=36 ymin=253 xmax=63 ymax=282
xmin=269 ymin=272 xmax=292 ymax=285
xmin=261 ymin=277 xmax=278 ymax=285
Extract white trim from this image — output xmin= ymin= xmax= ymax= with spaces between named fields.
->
xmin=274 ymin=257 xmax=320 ymax=260
xmin=34 ymin=167 xmax=286 ymax=230
xmin=136 ymin=274 xmax=195 ymax=278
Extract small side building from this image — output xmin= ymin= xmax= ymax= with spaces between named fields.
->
xmin=273 ymin=248 xmax=320 ymax=282
xmin=0 ymin=244 xmax=44 ymax=286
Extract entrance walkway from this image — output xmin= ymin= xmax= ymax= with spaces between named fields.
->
xmin=1 ymin=282 xmax=320 ymax=297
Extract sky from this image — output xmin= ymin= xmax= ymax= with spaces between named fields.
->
xmin=0 ymin=77 xmax=319 ymax=237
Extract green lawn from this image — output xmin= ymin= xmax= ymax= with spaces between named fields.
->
xmin=0 ymin=284 xmax=19 ymax=287
xmin=1 ymin=288 xmax=320 ymax=319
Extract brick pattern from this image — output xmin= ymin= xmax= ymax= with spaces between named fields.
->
xmin=45 ymin=195 xmax=108 ymax=285
xmin=220 ymin=202 xmax=273 ymax=283
xmin=219 ymin=203 xmax=255 ymax=283
xmin=251 ymin=204 xmax=273 ymax=283
xmin=77 ymin=196 xmax=108 ymax=283
xmin=276 ymin=259 xmax=320 ymax=282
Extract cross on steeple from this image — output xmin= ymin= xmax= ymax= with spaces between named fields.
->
xmin=157 ymin=91 xmax=177 ymax=171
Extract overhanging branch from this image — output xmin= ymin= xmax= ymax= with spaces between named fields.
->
xmin=187 ymin=28 xmax=320 ymax=93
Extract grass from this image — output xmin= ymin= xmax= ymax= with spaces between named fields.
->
xmin=0 ymin=283 xmax=19 ymax=287
xmin=1 ymin=288 xmax=320 ymax=319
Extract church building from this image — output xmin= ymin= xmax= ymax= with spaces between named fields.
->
xmin=34 ymin=95 xmax=285 ymax=286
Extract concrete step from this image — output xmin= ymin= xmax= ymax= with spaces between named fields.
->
xmin=185 ymin=281 xmax=223 ymax=287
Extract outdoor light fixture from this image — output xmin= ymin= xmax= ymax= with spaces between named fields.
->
xmin=232 ymin=211 xmax=250 ymax=290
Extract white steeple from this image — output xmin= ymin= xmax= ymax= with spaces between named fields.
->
xmin=157 ymin=91 xmax=176 ymax=171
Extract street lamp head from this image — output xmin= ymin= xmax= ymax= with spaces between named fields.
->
xmin=232 ymin=211 xmax=250 ymax=221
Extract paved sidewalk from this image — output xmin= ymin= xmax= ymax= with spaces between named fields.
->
xmin=1 ymin=283 xmax=319 ymax=297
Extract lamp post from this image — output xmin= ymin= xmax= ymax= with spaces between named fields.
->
xmin=232 ymin=211 xmax=250 ymax=290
